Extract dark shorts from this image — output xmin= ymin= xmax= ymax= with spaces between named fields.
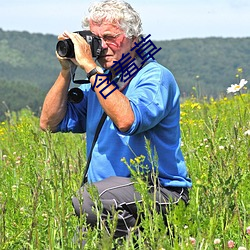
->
xmin=72 ymin=176 xmax=189 ymax=238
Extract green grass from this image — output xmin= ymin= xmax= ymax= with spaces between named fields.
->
xmin=0 ymin=93 xmax=249 ymax=249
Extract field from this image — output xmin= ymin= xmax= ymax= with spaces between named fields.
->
xmin=0 ymin=90 xmax=249 ymax=249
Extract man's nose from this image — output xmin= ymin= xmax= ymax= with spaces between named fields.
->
xmin=101 ymin=38 xmax=109 ymax=49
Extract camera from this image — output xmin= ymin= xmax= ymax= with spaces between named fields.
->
xmin=56 ymin=30 xmax=102 ymax=58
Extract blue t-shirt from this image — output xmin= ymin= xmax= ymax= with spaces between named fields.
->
xmin=58 ymin=61 xmax=192 ymax=188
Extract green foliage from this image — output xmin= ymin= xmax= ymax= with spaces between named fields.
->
xmin=154 ymin=37 xmax=250 ymax=98
xmin=0 ymin=29 xmax=61 ymax=121
xmin=0 ymin=109 xmax=85 ymax=249
xmin=0 ymin=93 xmax=249 ymax=249
xmin=0 ymin=79 xmax=46 ymax=121
xmin=0 ymin=28 xmax=60 ymax=89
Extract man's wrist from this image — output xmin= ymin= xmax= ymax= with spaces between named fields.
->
xmin=60 ymin=68 xmax=71 ymax=79
xmin=87 ymin=66 xmax=104 ymax=80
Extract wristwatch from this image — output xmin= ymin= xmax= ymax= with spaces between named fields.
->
xmin=87 ymin=66 xmax=104 ymax=80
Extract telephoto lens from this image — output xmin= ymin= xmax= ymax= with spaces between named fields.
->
xmin=56 ymin=39 xmax=75 ymax=58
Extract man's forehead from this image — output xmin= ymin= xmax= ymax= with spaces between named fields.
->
xmin=89 ymin=19 xmax=121 ymax=32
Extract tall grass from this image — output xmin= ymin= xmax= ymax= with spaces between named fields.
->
xmin=0 ymin=93 xmax=249 ymax=249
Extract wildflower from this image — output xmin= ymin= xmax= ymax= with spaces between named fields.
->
xmin=228 ymin=240 xmax=235 ymax=248
xmin=238 ymin=247 xmax=246 ymax=250
xmin=214 ymin=238 xmax=221 ymax=244
xmin=69 ymin=164 xmax=74 ymax=171
xmin=218 ymin=145 xmax=224 ymax=150
xmin=130 ymin=159 xmax=135 ymax=165
xmin=189 ymin=237 xmax=196 ymax=246
xmin=237 ymin=67 xmax=243 ymax=73
xmin=196 ymin=180 xmax=202 ymax=185
xmin=191 ymin=103 xmax=201 ymax=109
xmin=42 ymin=213 xmax=48 ymax=221
xmin=227 ymin=79 xmax=248 ymax=93
xmin=244 ymin=130 xmax=250 ymax=136
xmin=246 ymin=226 xmax=250 ymax=235
xmin=134 ymin=156 xmax=141 ymax=164
xmin=20 ymin=207 xmax=25 ymax=214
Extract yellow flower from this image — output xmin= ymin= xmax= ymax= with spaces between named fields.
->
xmin=237 ymin=67 xmax=243 ymax=73
xmin=130 ymin=159 xmax=135 ymax=165
xmin=191 ymin=103 xmax=201 ymax=109
xmin=135 ymin=157 xmax=141 ymax=164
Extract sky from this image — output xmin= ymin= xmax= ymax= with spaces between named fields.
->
xmin=0 ymin=0 xmax=250 ymax=41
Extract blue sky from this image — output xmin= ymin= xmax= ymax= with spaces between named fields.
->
xmin=1 ymin=0 xmax=250 ymax=40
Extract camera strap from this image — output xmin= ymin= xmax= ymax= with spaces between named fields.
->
xmin=80 ymin=57 xmax=151 ymax=186
xmin=81 ymin=112 xmax=107 ymax=186
xmin=69 ymin=63 xmax=91 ymax=85
xmin=79 ymin=71 xmax=135 ymax=186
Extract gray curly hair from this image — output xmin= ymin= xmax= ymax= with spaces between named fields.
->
xmin=82 ymin=0 xmax=143 ymax=39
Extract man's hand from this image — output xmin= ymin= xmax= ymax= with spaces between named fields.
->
xmin=56 ymin=33 xmax=79 ymax=71
xmin=62 ymin=31 xmax=96 ymax=73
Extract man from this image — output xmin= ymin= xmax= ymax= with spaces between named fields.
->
xmin=40 ymin=0 xmax=192 ymax=242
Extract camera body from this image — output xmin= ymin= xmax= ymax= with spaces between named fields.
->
xmin=56 ymin=30 xmax=102 ymax=58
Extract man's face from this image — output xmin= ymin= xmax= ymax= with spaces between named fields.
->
xmin=89 ymin=20 xmax=136 ymax=69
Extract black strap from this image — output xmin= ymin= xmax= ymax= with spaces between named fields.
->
xmin=81 ymin=112 xmax=107 ymax=186
xmin=80 ymin=59 xmax=151 ymax=186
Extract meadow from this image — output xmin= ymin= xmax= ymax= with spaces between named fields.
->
xmin=0 ymin=89 xmax=249 ymax=249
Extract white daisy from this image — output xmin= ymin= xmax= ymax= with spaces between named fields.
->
xmin=227 ymin=79 xmax=248 ymax=93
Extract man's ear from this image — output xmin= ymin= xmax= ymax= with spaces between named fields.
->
xmin=131 ymin=36 xmax=139 ymax=47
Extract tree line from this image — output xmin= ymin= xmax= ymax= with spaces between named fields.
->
xmin=0 ymin=28 xmax=249 ymax=121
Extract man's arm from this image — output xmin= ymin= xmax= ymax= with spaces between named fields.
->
xmin=65 ymin=31 xmax=135 ymax=132
xmin=40 ymin=68 xmax=71 ymax=132
xmin=89 ymin=74 xmax=134 ymax=132
xmin=40 ymin=31 xmax=135 ymax=133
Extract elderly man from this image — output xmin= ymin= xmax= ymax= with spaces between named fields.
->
xmin=40 ymin=0 xmax=192 ymax=242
